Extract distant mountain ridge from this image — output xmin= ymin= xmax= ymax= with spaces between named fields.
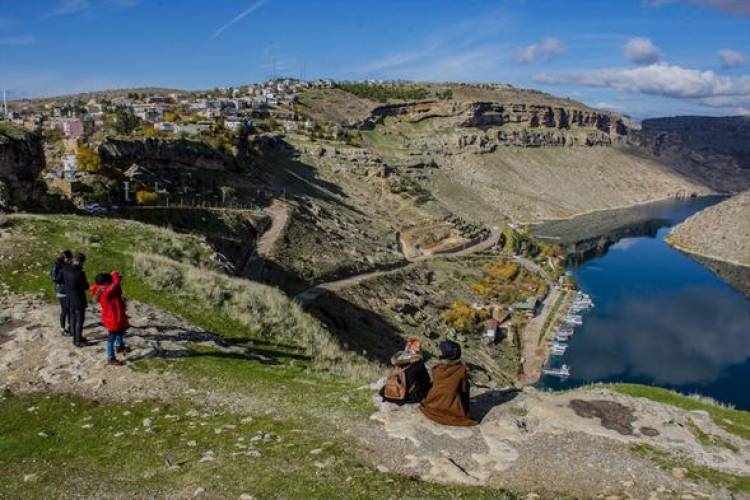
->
xmin=631 ymin=115 xmax=750 ymax=193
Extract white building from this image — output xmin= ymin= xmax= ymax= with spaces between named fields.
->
xmin=154 ymin=122 xmax=176 ymax=133
xmin=62 ymin=154 xmax=78 ymax=181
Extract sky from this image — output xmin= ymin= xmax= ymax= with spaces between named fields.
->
xmin=0 ymin=0 xmax=749 ymax=119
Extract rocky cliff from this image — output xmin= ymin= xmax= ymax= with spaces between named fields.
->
xmin=631 ymin=116 xmax=750 ymax=193
xmin=333 ymin=89 xmax=710 ymax=223
xmin=0 ymin=123 xmax=46 ymax=211
xmin=99 ymin=137 xmax=233 ymax=171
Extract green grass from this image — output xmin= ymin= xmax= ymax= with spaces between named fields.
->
xmin=0 ymin=392 xmax=514 ymax=499
xmin=0 ymin=214 xmax=376 ymax=381
xmin=631 ymin=443 xmax=750 ymax=494
xmin=613 ymin=384 xmax=750 ymax=440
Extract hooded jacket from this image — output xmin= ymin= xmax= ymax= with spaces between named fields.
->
xmin=89 ymin=271 xmax=129 ymax=332
xmin=420 ymin=360 xmax=477 ymax=427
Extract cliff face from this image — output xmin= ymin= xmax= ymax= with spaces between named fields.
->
xmin=99 ymin=137 xmax=233 ymax=171
xmin=0 ymin=123 xmax=46 ymax=211
xmin=631 ymin=116 xmax=750 ymax=193
xmin=348 ymin=94 xmax=709 ymax=223
xmin=365 ymin=99 xmax=629 ymax=152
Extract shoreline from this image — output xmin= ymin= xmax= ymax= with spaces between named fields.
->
xmin=665 ymin=238 xmax=750 ymax=271
xmin=523 ymin=191 xmax=720 ymax=226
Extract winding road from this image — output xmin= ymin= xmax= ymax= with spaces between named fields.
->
xmin=294 ymin=227 xmax=501 ymax=306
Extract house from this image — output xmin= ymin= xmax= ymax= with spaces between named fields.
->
xmin=224 ymin=118 xmax=249 ymax=132
xmin=59 ymin=118 xmax=84 ymax=139
xmin=154 ymin=122 xmax=176 ymax=133
xmin=134 ymin=106 xmax=163 ymax=123
xmin=512 ymin=296 xmax=542 ymax=318
xmin=483 ymin=319 xmax=500 ymax=345
xmin=61 ymin=154 xmax=78 ymax=181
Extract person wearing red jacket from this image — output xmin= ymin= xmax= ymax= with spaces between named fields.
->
xmin=90 ymin=271 xmax=130 ymax=366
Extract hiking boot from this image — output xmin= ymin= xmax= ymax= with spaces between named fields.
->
xmin=107 ymin=358 xmax=124 ymax=366
xmin=116 ymin=346 xmax=132 ymax=354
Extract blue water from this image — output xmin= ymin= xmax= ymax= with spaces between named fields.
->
xmin=540 ymin=200 xmax=750 ymax=409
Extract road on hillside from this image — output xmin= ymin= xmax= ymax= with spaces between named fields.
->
xmin=294 ymin=227 xmax=501 ymax=306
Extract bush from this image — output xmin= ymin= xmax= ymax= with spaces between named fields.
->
xmin=135 ymin=190 xmax=159 ymax=205
xmin=442 ymin=300 xmax=488 ymax=334
xmin=76 ymin=143 xmax=102 ymax=173
xmin=334 ymin=83 xmax=429 ymax=102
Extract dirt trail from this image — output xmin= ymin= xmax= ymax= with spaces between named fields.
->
xmin=256 ymin=200 xmax=290 ymax=258
xmin=294 ymin=227 xmax=501 ymax=306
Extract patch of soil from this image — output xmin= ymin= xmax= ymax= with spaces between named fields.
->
xmin=639 ymin=426 xmax=660 ymax=437
xmin=569 ymin=399 xmax=636 ymax=436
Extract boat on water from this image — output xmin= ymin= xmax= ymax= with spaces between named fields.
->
xmin=543 ymin=364 xmax=571 ymax=378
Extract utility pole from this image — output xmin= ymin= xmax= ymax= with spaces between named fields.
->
xmin=2 ymin=88 xmax=7 ymax=118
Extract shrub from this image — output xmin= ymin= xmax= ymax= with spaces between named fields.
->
xmin=76 ymin=143 xmax=102 ymax=173
xmin=442 ymin=300 xmax=488 ymax=334
xmin=135 ymin=190 xmax=159 ymax=205
xmin=132 ymin=252 xmax=378 ymax=381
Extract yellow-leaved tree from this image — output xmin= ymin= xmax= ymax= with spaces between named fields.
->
xmin=76 ymin=143 xmax=101 ymax=173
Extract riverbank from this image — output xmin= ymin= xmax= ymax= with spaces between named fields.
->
xmin=666 ymin=190 xmax=750 ymax=266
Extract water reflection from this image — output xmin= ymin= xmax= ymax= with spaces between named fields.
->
xmin=569 ymin=286 xmax=750 ymax=386
xmin=539 ymin=198 xmax=750 ymax=409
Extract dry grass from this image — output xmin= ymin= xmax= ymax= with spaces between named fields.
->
xmin=133 ymin=252 xmax=379 ymax=381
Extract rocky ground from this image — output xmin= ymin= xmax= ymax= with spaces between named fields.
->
xmin=3 ymin=293 xmax=748 ymax=498
xmin=667 ymin=191 xmax=750 ymax=268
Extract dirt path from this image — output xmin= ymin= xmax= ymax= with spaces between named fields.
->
xmin=295 ymin=227 xmax=501 ymax=306
xmin=256 ymin=200 xmax=290 ymax=258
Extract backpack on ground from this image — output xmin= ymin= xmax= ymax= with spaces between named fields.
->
xmin=383 ymin=366 xmax=408 ymax=401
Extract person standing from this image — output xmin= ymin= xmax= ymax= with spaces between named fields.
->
xmin=62 ymin=253 xmax=89 ymax=347
xmin=50 ymin=250 xmax=73 ymax=336
xmin=90 ymin=271 xmax=130 ymax=366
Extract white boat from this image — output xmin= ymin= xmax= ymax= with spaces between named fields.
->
xmin=543 ymin=364 xmax=571 ymax=378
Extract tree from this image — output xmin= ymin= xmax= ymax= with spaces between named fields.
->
xmin=113 ymin=106 xmax=141 ymax=135
xmin=76 ymin=143 xmax=101 ymax=173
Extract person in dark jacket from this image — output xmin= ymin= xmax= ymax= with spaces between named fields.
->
xmin=420 ymin=340 xmax=477 ymax=427
xmin=380 ymin=338 xmax=431 ymax=405
xmin=50 ymin=250 xmax=73 ymax=336
xmin=62 ymin=253 xmax=89 ymax=347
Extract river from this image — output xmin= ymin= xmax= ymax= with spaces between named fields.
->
xmin=534 ymin=197 xmax=750 ymax=410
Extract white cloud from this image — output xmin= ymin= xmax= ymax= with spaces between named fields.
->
xmin=514 ymin=37 xmax=565 ymax=64
xmin=646 ymin=0 xmax=750 ymax=15
xmin=0 ymin=35 xmax=35 ymax=46
xmin=623 ymin=37 xmax=661 ymax=65
xmin=535 ymin=63 xmax=750 ymax=99
xmin=718 ymin=49 xmax=746 ymax=68
xmin=211 ymin=0 xmax=268 ymax=40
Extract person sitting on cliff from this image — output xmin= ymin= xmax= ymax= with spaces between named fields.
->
xmin=419 ymin=340 xmax=477 ymax=427
xmin=380 ymin=337 xmax=431 ymax=405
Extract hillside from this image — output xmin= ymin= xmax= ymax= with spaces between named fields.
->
xmin=293 ymin=86 xmax=710 ymax=224
xmin=633 ymin=116 xmax=750 ymax=193
xmin=667 ymin=191 xmax=750 ymax=267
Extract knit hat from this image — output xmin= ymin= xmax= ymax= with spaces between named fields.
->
xmin=439 ymin=340 xmax=461 ymax=361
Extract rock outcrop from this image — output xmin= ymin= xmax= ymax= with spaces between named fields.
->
xmin=99 ymin=137 xmax=233 ymax=171
xmin=0 ymin=123 xmax=46 ymax=211
xmin=631 ymin=116 xmax=750 ymax=192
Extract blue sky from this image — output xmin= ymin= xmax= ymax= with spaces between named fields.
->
xmin=1 ymin=0 xmax=749 ymax=118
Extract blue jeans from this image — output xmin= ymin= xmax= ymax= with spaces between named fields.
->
xmin=106 ymin=330 xmax=126 ymax=360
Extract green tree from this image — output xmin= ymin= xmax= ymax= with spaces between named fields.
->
xmin=113 ymin=106 xmax=141 ymax=135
